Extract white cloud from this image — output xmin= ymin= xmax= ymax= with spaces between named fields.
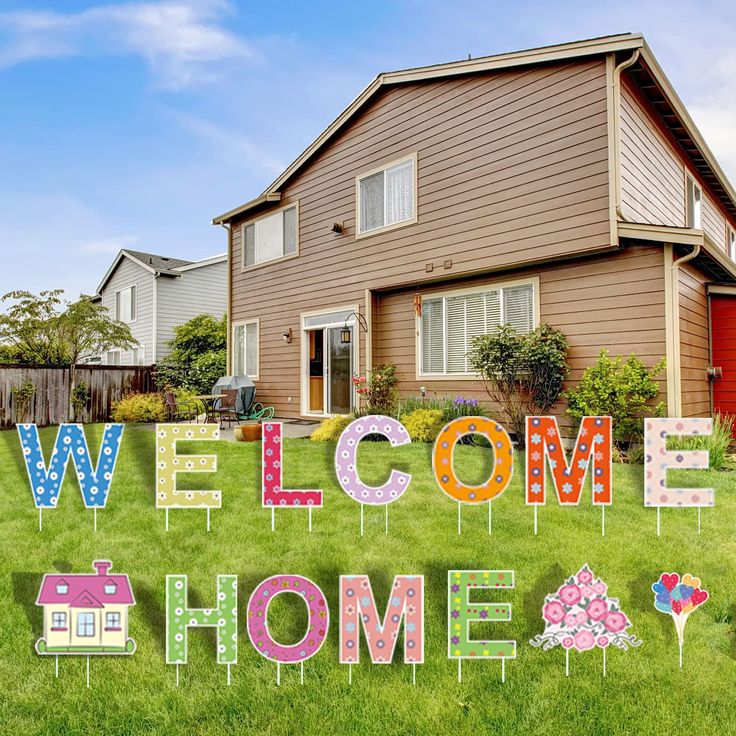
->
xmin=0 ymin=0 xmax=253 ymax=88
xmin=168 ymin=109 xmax=285 ymax=176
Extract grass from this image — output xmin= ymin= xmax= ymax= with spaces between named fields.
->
xmin=0 ymin=423 xmax=735 ymax=735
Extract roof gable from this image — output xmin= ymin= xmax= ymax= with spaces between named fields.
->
xmin=36 ymin=561 xmax=135 ymax=607
xmin=212 ymin=32 xmax=736 ymax=227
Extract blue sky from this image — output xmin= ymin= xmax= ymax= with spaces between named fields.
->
xmin=1 ymin=0 xmax=736 ymax=300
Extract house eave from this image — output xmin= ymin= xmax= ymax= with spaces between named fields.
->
xmin=617 ymin=221 xmax=736 ymax=282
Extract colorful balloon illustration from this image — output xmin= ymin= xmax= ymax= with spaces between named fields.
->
xmin=652 ymin=572 xmax=709 ymax=668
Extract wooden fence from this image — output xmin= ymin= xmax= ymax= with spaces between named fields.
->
xmin=0 ymin=364 xmax=155 ymax=428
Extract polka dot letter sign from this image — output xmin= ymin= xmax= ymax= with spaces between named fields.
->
xmin=166 ymin=574 xmax=237 ymax=665
xmin=448 ymin=570 xmax=516 ymax=660
xmin=335 ymin=416 xmax=412 ymax=505
xmin=339 ymin=575 xmax=424 ymax=664
xmin=262 ymin=423 xmax=323 ymax=508
xmin=432 ymin=417 xmax=513 ymax=503
xmin=246 ymin=575 xmax=329 ymax=663
xmin=526 ymin=416 xmax=612 ymax=506
xmin=156 ymin=424 xmax=221 ymax=509
xmin=644 ymin=418 xmax=714 ymax=507
xmin=18 ymin=423 xmax=123 ymax=509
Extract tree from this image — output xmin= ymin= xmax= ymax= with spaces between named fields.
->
xmin=154 ymin=313 xmax=227 ymax=394
xmin=0 ymin=290 xmax=135 ymax=365
xmin=0 ymin=289 xmax=135 ymax=420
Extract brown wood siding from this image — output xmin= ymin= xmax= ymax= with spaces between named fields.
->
xmin=678 ymin=262 xmax=711 ymax=417
xmin=373 ymin=245 xmax=667 ymax=424
xmin=620 ymin=76 xmax=736 ymax=251
xmin=229 ymin=58 xmax=614 ymax=418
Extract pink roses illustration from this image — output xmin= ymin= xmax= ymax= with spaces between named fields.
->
xmin=530 ymin=564 xmax=642 ymax=655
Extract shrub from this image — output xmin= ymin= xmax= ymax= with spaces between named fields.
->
xmin=11 ymin=378 xmax=35 ymax=423
xmin=353 ymin=363 xmax=398 ymax=415
xmin=402 ymin=408 xmax=445 ymax=443
xmin=71 ymin=381 xmax=90 ymax=419
xmin=668 ymin=412 xmax=734 ymax=471
xmin=565 ymin=350 xmax=666 ymax=447
xmin=310 ymin=414 xmax=353 ymax=442
xmin=112 ymin=392 xmax=166 ymax=423
xmin=469 ymin=323 xmax=569 ymax=447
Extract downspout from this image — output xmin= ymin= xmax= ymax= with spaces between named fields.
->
xmin=668 ymin=244 xmax=701 ymax=417
xmin=151 ymin=272 xmax=157 ymax=364
xmin=220 ymin=222 xmax=232 ymax=373
xmin=612 ymin=49 xmax=641 ymax=222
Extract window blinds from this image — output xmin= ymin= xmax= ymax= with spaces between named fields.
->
xmin=421 ymin=283 xmax=534 ymax=374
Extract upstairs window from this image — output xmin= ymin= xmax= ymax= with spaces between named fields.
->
xmin=728 ymin=227 xmax=736 ymax=261
xmin=357 ymin=154 xmax=416 ymax=236
xmin=420 ymin=282 xmax=536 ymax=376
xmin=104 ymin=581 xmax=117 ymax=595
xmin=686 ymin=176 xmax=702 ymax=228
xmin=243 ymin=205 xmax=297 ymax=268
xmin=55 ymin=581 xmax=68 ymax=595
xmin=115 ymin=285 xmax=136 ymax=323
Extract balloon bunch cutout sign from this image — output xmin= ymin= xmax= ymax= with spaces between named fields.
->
xmin=652 ymin=572 xmax=709 ymax=668
xmin=15 ymin=412 xmax=719 ymax=688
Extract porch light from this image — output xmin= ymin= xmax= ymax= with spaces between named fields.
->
xmin=340 ymin=311 xmax=369 ymax=345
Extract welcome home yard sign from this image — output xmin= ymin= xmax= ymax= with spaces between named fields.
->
xmin=17 ymin=415 xmax=714 ymax=686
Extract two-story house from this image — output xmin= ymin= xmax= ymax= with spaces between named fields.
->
xmin=94 ymin=249 xmax=227 ymax=365
xmin=213 ymin=33 xmax=736 ymax=429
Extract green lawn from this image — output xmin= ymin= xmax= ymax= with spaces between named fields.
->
xmin=0 ymin=424 xmax=734 ymax=735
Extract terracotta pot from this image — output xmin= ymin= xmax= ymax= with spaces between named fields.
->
xmin=235 ymin=422 xmax=262 ymax=442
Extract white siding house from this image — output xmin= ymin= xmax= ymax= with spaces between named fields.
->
xmin=93 ymin=250 xmax=227 ymax=365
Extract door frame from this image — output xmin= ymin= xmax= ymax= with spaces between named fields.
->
xmin=300 ymin=304 xmax=360 ymax=418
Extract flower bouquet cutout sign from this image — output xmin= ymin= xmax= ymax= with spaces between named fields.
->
xmin=652 ymin=572 xmax=708 ymax=668
xmin=530 ymin=565 xmax=641 ymax=676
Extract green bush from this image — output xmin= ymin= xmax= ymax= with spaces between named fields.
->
xmin=402 ymin=408 xmax=445 ymax=443
xmin=310 ymin=414 xmax=353 ymax=442
xmin=154 ymin=313 xmax=227 ymax=395
xmin=112 ymin=392 xmax=166 ymax=423
xmin=668 ymin=412 xmax=734 ymax=471
xmin=469 ymin=323 xmax=568 ymax=446
xmin=565 ymin=350 xmax=666 ymax=447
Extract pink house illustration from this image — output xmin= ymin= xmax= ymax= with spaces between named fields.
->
xmin=35 ymin=560 xmax=136 ymax=655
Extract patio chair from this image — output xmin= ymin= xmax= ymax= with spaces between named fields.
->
xmin=164 ymin=392 xmax=199 ymax=423
xmin=212 ymin=388 xmax=240 ymax=428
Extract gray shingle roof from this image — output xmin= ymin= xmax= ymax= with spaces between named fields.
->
xmin=124 ymin=250 xmax=193 ymax=273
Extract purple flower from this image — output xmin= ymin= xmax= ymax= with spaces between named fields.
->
xmin=451 ymin=584 xmax=460 ymax=593
xmin=479 ymin=610 xmax=488 ymax=619
xmin=451 ymin=636 xmax=460 ymax=645
xmin=451 ymin=609 xmax=460 ymax=619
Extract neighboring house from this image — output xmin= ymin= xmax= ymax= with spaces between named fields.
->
xmin=93 ymin=249 xmax=227 ymax=365
xmin=213 ymin=33 xmax=736 ymax=428
xmin=35 ymin=560 xmax=136 ymax=655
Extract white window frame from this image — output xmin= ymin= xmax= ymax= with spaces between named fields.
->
xmin=728 ymin=226 xmax=736 ymax=261
xmin=415 ymin=277 xmax=540 ymax=380
xmin=114 ymin=284 xmax=137 ymax=323
xmin=106 ymin=350 xmax=121 ymax=366
xmin=231 ymin=318 xmax=259 ymax=380
xmin=77 ymin=612 xmax=95 ymax=637
xmin=52 ymin=612 xmax=67 ymax=629
xmin=240 ymin=202 xmax=299 ymax=271
xmin=686 ymin=175 xmax=702 ymax=229
xmin=131 ymin=344 xmax=145 ymax=365
xmin=355 ymin=152 xmax=418 ymax=238
xmin=299 ymin=304 xmax=360 ymax=418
